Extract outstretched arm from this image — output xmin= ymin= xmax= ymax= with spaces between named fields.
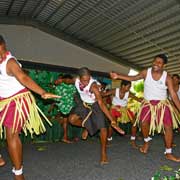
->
xmin=167 ymin=74 xmax=180 ymax=111
xmin=129 ymin=92 xmax=143 ymax=102
xmin=110 ymin=69 xmax=147 ymax=81
xmin=7 ymin=59 xmax=60 ymax=99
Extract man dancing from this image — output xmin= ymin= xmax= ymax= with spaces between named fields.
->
xmin=110 ymin=54 xmax=180 ymax=162
xmin=69 ymin=67 xmax=125 ymax=164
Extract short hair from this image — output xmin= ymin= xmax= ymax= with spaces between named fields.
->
xmin=0 ymin=35 xmax=5 ymax=44
xmin=172 ymin=74 xmax=180 ymax=80
xmin=121 ymin=80 xmax=131 ymax=87
xmin=62 ymin=74 xmax=73 ymax=79
xmin=78 ymin=67 xmax=91 ymax=77
xmin=154 ymin=54 xmax=168 ymax=64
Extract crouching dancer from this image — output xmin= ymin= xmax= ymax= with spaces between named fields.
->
xmin=69 ymin=67 xmax=125 ymax=164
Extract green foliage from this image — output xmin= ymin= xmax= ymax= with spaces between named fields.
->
xmin=133 ymin=81 xmax=144 ymax=93
xmin=152 ymin=167 xmax=180 ymax=180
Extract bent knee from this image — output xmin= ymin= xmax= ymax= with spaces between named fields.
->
xmin=68 ymin=114 xmax=79 ymax=124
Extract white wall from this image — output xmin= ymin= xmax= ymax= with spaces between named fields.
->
xmin=0 ymin=24 xmax=129 ymax=74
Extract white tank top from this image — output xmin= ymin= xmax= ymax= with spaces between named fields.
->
xmin=75 ymin=77 xmax=97 ymax=104
xmin=144 ymin=68 xmax=167 ymax=100
xmin=0 ymin=52 xmax=25 ymax=98
xmin=112 ymin=88 xmax=129 ymax=107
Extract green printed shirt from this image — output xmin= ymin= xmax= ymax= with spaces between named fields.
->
xmin=55 ymin=83 xmax=76 ymax=115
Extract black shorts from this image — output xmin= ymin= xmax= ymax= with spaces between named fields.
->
xmin=71 ymin=100 xmax=107 ymax=136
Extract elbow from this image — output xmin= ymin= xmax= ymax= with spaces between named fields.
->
xmin=17 ymin=74 xmax=29 ymax=86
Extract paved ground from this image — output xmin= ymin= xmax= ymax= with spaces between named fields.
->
xmin=1 ymin=134 xmax=180 ymax=180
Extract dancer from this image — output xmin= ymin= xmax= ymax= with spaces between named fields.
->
xmin=69 ymin=67 xmax=125 ymax=164
xmin=110 ymin=54 xmax=180 ymax=162
xmin=172 ymin=74 xmax=180 ymax=99
xmin=54 ymin=74 xmax=77 ymax=143
xmin=0 ymin=35 xmax=59 ymax=180
xmin=171 ymin=74 xmax=180 ymax=134
xmin=102 ymin=80 xmax=142 ymax=148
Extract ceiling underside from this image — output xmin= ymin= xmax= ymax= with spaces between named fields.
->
xmin=0 ymin=0 xmax=180 ymax=74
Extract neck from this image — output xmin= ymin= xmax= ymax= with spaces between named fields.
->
xmin=152 ymin=69 xmax=163 ymax=74
xmin=120 ymin=88 xmax=126 ymax=93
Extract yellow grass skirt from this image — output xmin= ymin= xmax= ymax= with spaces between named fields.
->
xmin=135 ymin=99 xmax=180 ymax=135
xmin=0 ymin=90 xmax=52 ymax=138
xmin=110 ymin=105 xmax=134 ymax=124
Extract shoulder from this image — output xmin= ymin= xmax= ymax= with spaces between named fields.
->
xmin=90 ymin=82 xmax=100 ymax=92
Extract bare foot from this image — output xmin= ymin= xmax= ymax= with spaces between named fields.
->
xmin=111 ymin=122 xmax=125 ymax=135
xmin=82 ymin=129 xmax=88 ymax=140
xmin=100 ymin=153 xmax=109 ymax=165
xmin=0 ymin=156 xmax=5 ymax=167
xmin=14 ymin=174 xmax=25 ymax=180
xmin=61 ymin=139 xmax=73 ymax=144
xmin=165 ymin=154 xmax=180 ymax=162
xmin=131 ymin=140 xmax=139 ymax=149
xmin=139 ymin=142 xmax=149 ymax=154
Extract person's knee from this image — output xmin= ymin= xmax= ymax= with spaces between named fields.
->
xmin=141 ymin=121 xmax=150 ymax=128
xmin=164 ymin=125 xmax=173 ymax=133
xmin=100 ymin=128 xmax=107 ymax=133
xmin=6 ymin=128 xmax=19 ymax=141
xmin=68 ymin=114 xmax=77 ymax=124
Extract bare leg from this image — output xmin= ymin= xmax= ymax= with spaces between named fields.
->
xmin=107 ymin=126 xmax=113 ymax=140
xmin=68 ymin=114 xmax=83 ymax=127
xmin=81 ymin=129 xmax=88 ymax=140
xmin=69 ymin=114 xmax=89 ymax=140
xmin=0 ymin=154 xmax=5 ymax=166
xmin=6 ymin=128 xmax=25 ymax=180
xmin=164 ymin=125 xmax=180 ymax=162
xmin=130 ymin=125 xmax=138 ymax=149
xmin=139 ymin=121 xmax=150 ymax=154
xmin=61 ymin=117 xmax=73 ymax=143
xmin=100 ymin=128 xmax=108 ymax=164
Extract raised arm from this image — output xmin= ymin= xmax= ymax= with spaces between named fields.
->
xmin=110 ymin=69 xmax=147 ymax=81
xmin=7 ymin=59 xmax=59 ymax=99
xmin=167 ymin=74 xmax=180 ymax=111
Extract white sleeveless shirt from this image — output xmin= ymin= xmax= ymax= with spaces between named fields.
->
xmin=144 ymin=68 xmax=167 ymax=100
xmin=75 ymin=77 xmax=97 ymax=104
xmin=112 ymin=88 xmax=129 ymax=107
xmin=0 ymin=52 xmax=25 ymax=98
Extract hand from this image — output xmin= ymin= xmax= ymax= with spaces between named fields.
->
xmin=41 ymin=92 xmax=61 ymax=99
xmin=110 ymin=72 xmax=119 ymax=80
xmin=139 ymin=98 xmax=144 ymax=102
